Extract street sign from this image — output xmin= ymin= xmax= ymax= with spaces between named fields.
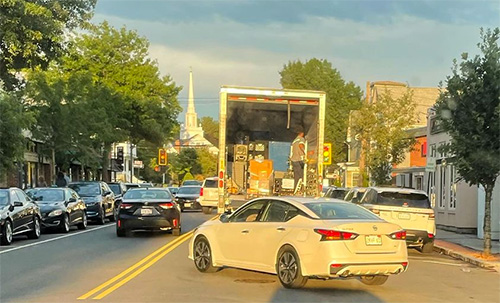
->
xmin=425 ymin=161 xmax=436 ymax=172
xmin=133 ymin=160 xmax=144 ymax=168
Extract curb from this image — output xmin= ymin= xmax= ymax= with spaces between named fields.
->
xmin=433 ymin=244 xmax=500 ymax=272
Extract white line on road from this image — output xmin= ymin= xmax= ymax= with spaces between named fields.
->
xmin=422 ymin=260 xmax=465 ymax=266
xmin=0 ymin=224 xmax=114 ymax=255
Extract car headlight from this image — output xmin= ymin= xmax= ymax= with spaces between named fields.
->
xmin=48 ymin=209 xmax=63 ymax=217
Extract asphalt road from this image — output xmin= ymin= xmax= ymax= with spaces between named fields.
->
xmin=0 ymin=211 xmax=499 ymax=303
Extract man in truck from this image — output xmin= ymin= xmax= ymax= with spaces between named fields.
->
xmin=290 ymin=128 xmax=306 ymax=191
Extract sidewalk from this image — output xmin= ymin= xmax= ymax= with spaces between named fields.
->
xmin=435 ymin=228 xmax=500 ymax=272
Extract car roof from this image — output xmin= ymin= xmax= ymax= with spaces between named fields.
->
xmin=369 ymin=186 xmax=428 ymax=195
xmin=204 ymin=177 xmax=218 ymax=181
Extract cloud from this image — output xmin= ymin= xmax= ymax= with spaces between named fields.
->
xmin=91 ymin=7 xmax=495 ymax=120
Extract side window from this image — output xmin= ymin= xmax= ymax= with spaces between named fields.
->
xmin=345 ymin=190 xmax=354 ymax=201
xmin=262 ymin=201 xmax=289 ymax=222
xmin=361 ymin=190 xmax=373 ymax=204
xmin=101 ymin=183 xmax=108 ymax=195
xmin=230 ymin=200 xmax=268 ymax=222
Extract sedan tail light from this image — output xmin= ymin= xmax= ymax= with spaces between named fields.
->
xmin=120 ymin=203 xmax=133 ymax=209
xmin=314 ymin=229 xmax=358 ymax=241
xmin=159 ymin=202 xmax=174 ymax=209
xmin=389 ymin=230 xmax=407 ymax=240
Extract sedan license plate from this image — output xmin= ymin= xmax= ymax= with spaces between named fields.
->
xmin=398 ymin=213 xmax=411 ymax=220
xmin=365 ymin=235 xmax=382 ymax=246
xmin=140 ymin=208 xmax=153 ymax=216
xmin=184 ymin=203 xmax=192 ymax=208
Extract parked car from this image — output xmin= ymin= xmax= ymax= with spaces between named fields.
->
xmin=199 ymin=177 xmax=218 ymax=214
xmin=0 ymin=188 xmax=41 ymax=245
xmin=189 ymin=197 xmax=408 ymax=288
xmin=124 ymin=183 xmax=141 ymax=191
xmin=167 ymin=187 xmax=179 ymax=197
xmin=175 ymin=186 xmax=202 ymax=212
xmin=68 ymin=181 xmax=116 ymax=224
xmin=116 ymin=188 xmax=180 ymax=237
xmin=26 ymin=188 xmax=87 ymax=232
xmin=344 ymin=187 xmax=368 ymax=203
xmin=107 ymin=182 xmax=127 ymax=213
xmin=325 ymin=187 xmax=350 ymax=199
xmin=182 ymin=180 xmax=202 ymax=186
xmin=359 ymin=187 xmax=436 ymax=253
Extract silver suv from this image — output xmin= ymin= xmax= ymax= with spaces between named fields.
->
xmin=359 ymin=187 xmax=436 ymax=253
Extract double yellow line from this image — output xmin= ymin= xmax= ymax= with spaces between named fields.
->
xmin=78 ymin=231 xmax=194 ymax=300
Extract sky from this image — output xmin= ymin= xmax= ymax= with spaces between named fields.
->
xmin=92 ymin=0 xmax=499 ymax=122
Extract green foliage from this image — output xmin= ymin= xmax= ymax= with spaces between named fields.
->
xmin=352 ymin=90 xmax=417 ymax=185
xmin=170 ymin=148 xmax=202 ymax=180
xmin=0 ymin=87 xmax=33 ymax=175
xmin=279 ymin=58 xmax=363 ymax=163
xmin=197 ymin=148 xmax=217 ymax=177
xmin=66 ymin=21 xmax=182 ymax=146
xmin=200 ymin=116 xmax=219 ymax=140
xmin=436 ymin=28 xmax=500 ymax=188
xmin=0 ymin=0 xmax=96 ymax=90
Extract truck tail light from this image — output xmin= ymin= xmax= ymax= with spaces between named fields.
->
xmin=200 ymin=187 xmax=204 ymax=196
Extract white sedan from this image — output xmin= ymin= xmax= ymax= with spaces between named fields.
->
xmin=188 ymin=197 xmax=408 ymax=288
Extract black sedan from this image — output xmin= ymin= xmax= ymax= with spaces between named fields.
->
xmin=26 ymin=188 xmax=87 ymax=233
xmin=116 ymin=188 xmax=181 ymax=237
xmin=69 ymin=181 xmax=116 ymax=224
xmin=175 ymin=186 xmax=202 ymax=212
xmin=0 ymin=188 xmax=41 ymax=245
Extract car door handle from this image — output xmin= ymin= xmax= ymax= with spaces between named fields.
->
xmin=276 ymin=227 xmax=286 ymax=232
xmin=241 ymin=229 xmax=250 ymax=234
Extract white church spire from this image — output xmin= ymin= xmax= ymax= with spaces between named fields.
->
xmin=180 ymin=68 xmax=204 ymax=140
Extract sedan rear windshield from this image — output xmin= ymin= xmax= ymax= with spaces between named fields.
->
xmin=376 ymin=192 xmax=431 ymax=208
xmin=178 ymin=187 xmax=201 ymax=195
xmin=305 ymin=202 xmax=381 ymax=220
xmin=123 ymin=190 xmax=171 ymax=200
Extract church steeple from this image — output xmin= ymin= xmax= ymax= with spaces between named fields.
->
xmin=185 ymin=68 xmax=198 ymax=129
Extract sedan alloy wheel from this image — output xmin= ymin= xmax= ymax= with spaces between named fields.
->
xmin=277 ymin=247 xmax=307 ymax=289
xmin=28 ymin=216 xmax=41 ymax=239
xmin=1 ymin=221 xmax=13 ymax=245
xmin=194 ymin=237 xmax=217 ymax=273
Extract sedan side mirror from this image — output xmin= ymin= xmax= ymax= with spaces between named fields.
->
xmin=68 ymin=197 xmax=77 ymax=203
xmin=103 ymin=191 xmax=112 ymax=196
xmin=219 ymin=213 xmax=230 ymax=223
xmin=13 ymin=201 xmax=23 ymax=207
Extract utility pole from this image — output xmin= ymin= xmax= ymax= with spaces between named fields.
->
xmin=129 ymin=141 xmax=134 ymax=183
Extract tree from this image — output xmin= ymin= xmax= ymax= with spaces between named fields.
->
xmin=435 ymin=28 xmax=500 ymax=256
xmin=197 ymin=148 xmax=217 ymax=177
xmin=200 ymin=116 xmax=219 ymax=140
xmin=0 ymin=86 xmax=33 ymax=176
xmin=52 ymin=21 xmax=181 ymax=180
xmin=352 ymin=90 xmax=417 ymax=185
xmin=0 ymin=0 xmax=96 ymax=90
xmin=170 ymin=148 xmax=201 ymax=180
xmin=280 ymin=59 xmax=363 ymax=163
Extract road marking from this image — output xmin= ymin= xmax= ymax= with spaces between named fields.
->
xmin=93 ymin=232 xmax=193 ymax=300
xmin=0 ymin=224 xmax=114 ymax=255
xmin=77 ymin=231 xmax=194 ymax=300
xmin=422 ymin=260 xmax=466 ymax=266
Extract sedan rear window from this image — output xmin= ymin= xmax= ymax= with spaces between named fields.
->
xmin=123 ymin=190 xmax=171 ymax=200
xmin=376 ymin=192 xmax=431 ymax=208
xmin=305 ymin=202 xmax=381 ymax=220
xmin=178 ymin=187 xmax=201 ymax=195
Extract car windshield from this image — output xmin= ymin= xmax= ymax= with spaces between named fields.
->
xmin=68 ymin=183 xmax=100 ymax=197
xmin=32 ymin=189 xmax=65 ymax=202
xmin=108 ymin=184 xmax=122 ymax=195
xmin=123 ymin=189 xmax=171 ymax=200
xmin=328 ymin=189 xmax=349 ymax=199
xmin=376 ymin=192 xmax=431 ymax=208
xmin=203 ymin=180 xmax=217 ymax=188
xmin=178 ymin=187 xmax=201 ymax=195
xmin=0 ymin=190 xmax=9 ymax=206
xmin=305 ymin=202 xmax=381 ymax=220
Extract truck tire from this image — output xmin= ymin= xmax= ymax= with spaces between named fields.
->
xmin=202 ymin=207 xmax=212 ymax=214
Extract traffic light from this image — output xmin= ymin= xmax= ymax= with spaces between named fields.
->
xmin=323 ymin=143 xmax=332 ymax=165
xmin=158 ymin=148 xmax=167 ymax=166
xmin=116 ymin=146 xmax=124 ymax=164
